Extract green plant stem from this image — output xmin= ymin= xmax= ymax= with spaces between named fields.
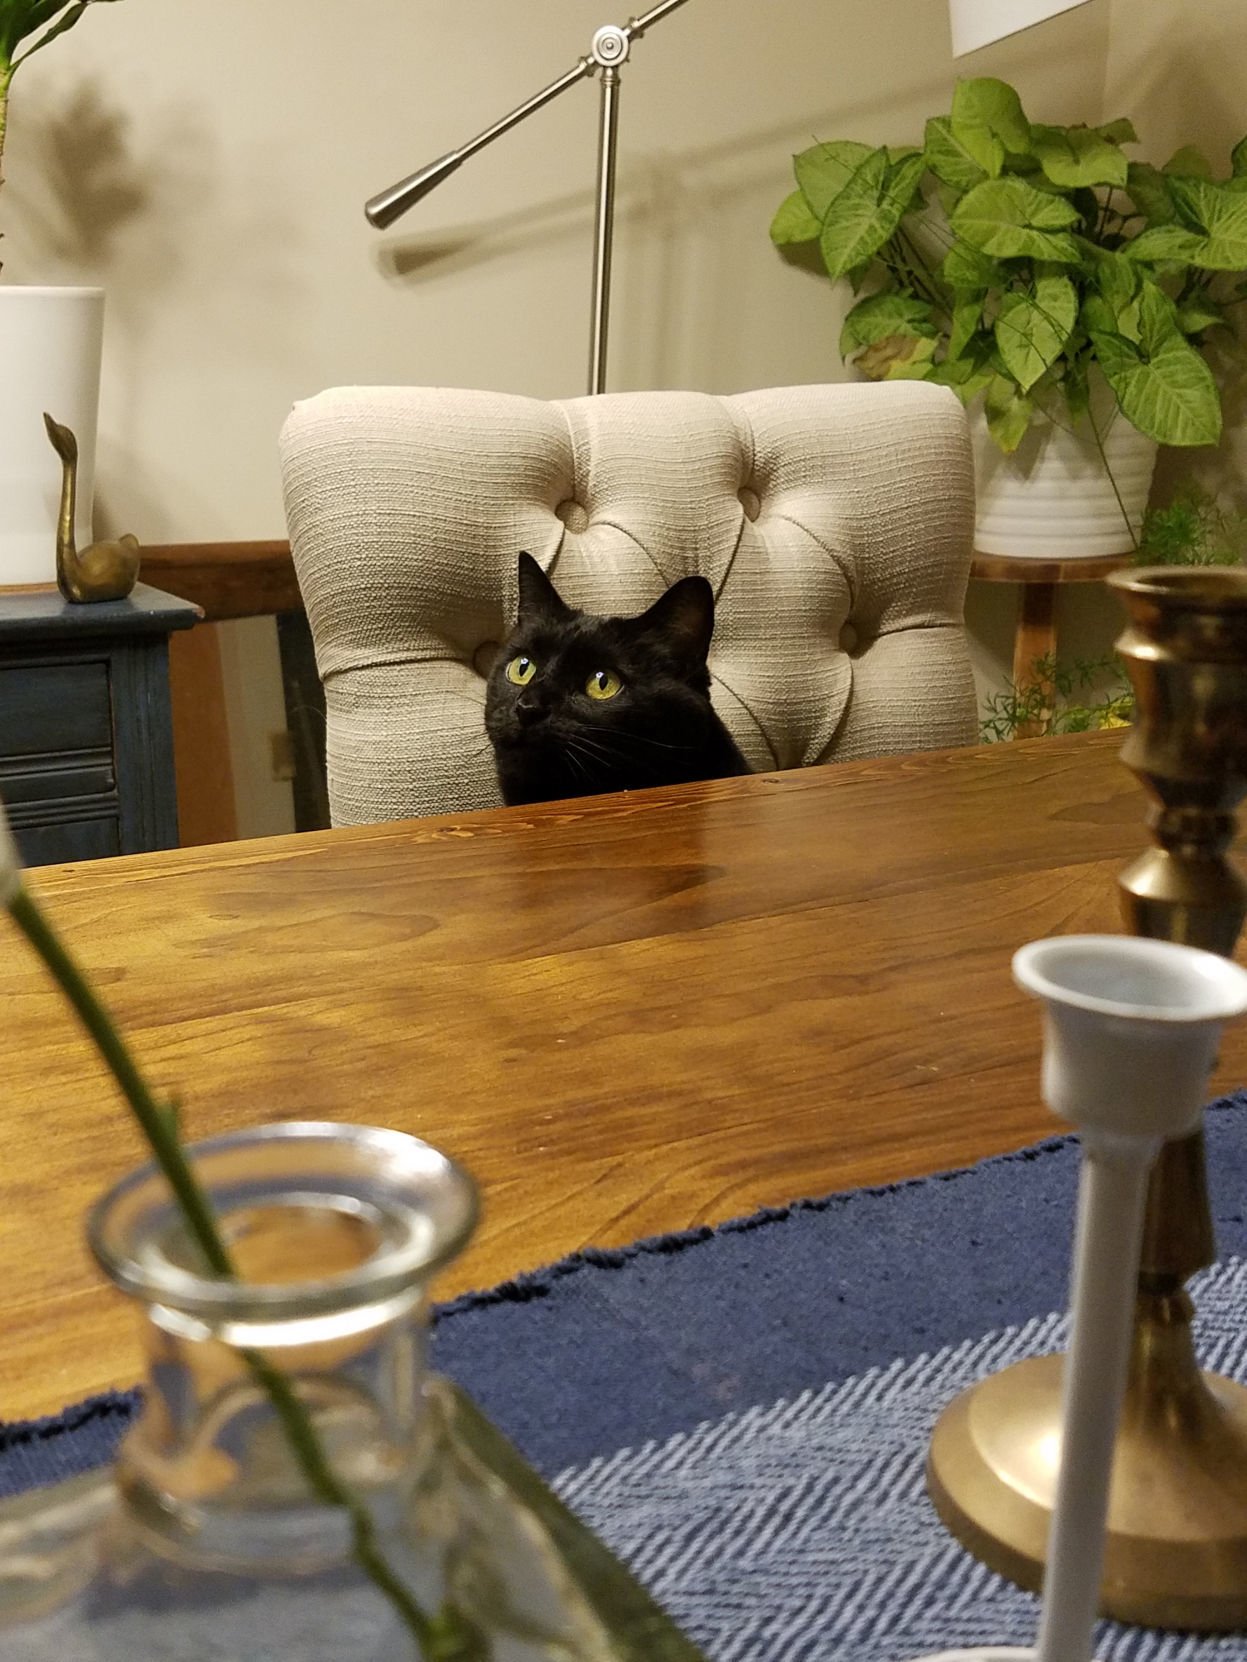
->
xmin=5 ymin=882 xmax=469 ymax=1661
xmin=9 ymin=886 xmax=231 ymax=1272
xmin=894 ymin=226 xmax=953 ymax=325
xmin=0 ymin=66 xmax=10 ymax=205
xmin=1085 ymin=396 xmax=1138 ymax=551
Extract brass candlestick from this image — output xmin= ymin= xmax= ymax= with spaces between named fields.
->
xmin=926 ymin=566 xmax=1247 ymax=1630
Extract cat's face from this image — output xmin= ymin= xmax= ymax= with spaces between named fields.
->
xmin=484 ymin=553 xmax=728 ymax=805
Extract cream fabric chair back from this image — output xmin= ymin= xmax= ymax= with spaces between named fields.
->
xmin=279 ymin=381 xmax=977 ymax=826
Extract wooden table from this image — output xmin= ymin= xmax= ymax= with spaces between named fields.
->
xmin=3 ymin=732 xmax=1245 ymax=1422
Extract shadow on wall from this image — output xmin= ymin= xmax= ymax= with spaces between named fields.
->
xmin=6 ymin=78 xmax=185 ymax=276
xmin=17 ymin=82 xmax=147 ymax=265
xmin=7 ymin=72 xmax=306 ymax=538
xmin=369 ymin=77 xmax=959 ymax=393
xmin=11 ymin=74 xmax=304 ymax=346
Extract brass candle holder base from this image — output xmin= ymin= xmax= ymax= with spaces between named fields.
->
xmin=927 ymin=1335 xmax=1247 ymax=1629
xmin=927 ymin=569 xmax=1247 ymax=1633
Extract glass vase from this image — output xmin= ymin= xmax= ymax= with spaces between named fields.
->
xmin=0 ymin=1122 xmax=702 ymax=1661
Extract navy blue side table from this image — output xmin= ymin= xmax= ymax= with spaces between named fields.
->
xmin=0 ymin=583 xmax=201 ymax=866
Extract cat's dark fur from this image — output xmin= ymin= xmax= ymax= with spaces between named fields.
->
xmin=485 ymin=552 xmax=749 ymax=806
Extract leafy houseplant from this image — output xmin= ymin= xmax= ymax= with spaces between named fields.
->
xmin=770 ymin=77 xmax=1247 ymax=457
xmin=1135 ymin=483 xmax=1247 ymax=566
xmin=979 ymin=654 xmax=1133 ymax=743
xmin=977 ymin=488 xmax=1246 ymax=742
xmin=0 ymin=1 xmax=123 ymax=270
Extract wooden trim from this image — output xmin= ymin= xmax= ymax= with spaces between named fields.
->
xmin=143 ymin=542 xmax=297 ymax=845
xmin=168 ymin=624 xmax=238 ymax=846
xmin=971 ymin=552 xmax=1133 ymax=585
xmin=141 ymin=541 xmax=300 ymax=620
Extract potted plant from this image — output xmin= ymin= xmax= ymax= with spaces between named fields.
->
xmin=770 ymin=77 xmax=1247 ymax=558
xmin=0 ymin=1 xmax=122 ymax=588
xmin=978 ymin=486 xmax=1245 ymax=741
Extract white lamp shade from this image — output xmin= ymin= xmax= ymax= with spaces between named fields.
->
xmin=950 ymin=0 xmax=1094 ymax=56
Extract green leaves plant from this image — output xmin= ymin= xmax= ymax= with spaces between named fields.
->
xmin=949 ymin=78 xmax=1031 ymax=178
xmin=940 ymin=238 xmax=997 ymax=289
xmin=1176 ymin=298 xmax=1227 ymax=335
xmin=1031 ymin=123 xmax=1128 ymax=189
xmin=769 ymin=75 xmax=1244 ymax=455
xmin=793 ymin=139 xmax=875 ymax=218
xmin=839 ymin=291 xmax=938 ymax=356
xmin=1084 ymin=281 xmax=1222 ymax=445
xmin=1095 ymin=118 xmax=1139 ymax=148
xmin=1138 ymin=483 xmax=1247 ymax=565
xmin=816 ymin=148 xmax=921 ymax=278
xmin=770 ymin=189 xmax=820 ymax=245
xmin=1126 ymin=162 xmax=1176 ymax=225
xmin=994 ymin=274 xmax=1077 ymax=391
xmin=1123 ymin=223 xmax=1206 ymax=265
xmin=949 ymin=293 xmax=982 ymax=359
xmin=1163 ymin=144 xmax=1213 ymax=178
xmin=856 ymin=333 xmax=937 ymax=379
xmin=951 ymin=175 xmax=1082 ymax=262
xmin=1168 ymin=177 xmax=1247 ymax=269
xmin=984 ymin=373 xmax=1033 ymax=452
xmin=924 ymin=116 xmax=989 ymax=193
xmin=1088 ymin=246 xmax=1139 ymax=315
xmin=1 ymin=0 xmax=123 ymax=73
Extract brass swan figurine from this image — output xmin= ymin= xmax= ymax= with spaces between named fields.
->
xmin=43 ymin=412 xmax=141 ymax=603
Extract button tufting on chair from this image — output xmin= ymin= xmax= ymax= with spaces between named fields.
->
xmin=280 ymin=382 xmax=977 ymax=826
xmin=555 ymin=500 xmax=590 ymax=533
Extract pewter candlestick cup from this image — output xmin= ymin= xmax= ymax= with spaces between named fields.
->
xmin=926 ymin=566 xmax=1247 ymax=1628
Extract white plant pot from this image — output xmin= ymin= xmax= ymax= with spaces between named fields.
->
xmin=0 ymin=285 xmax=105 ymax=587
xmin=972 ymin=402 xmax=1159 ymax=560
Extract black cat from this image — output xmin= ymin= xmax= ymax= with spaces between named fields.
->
xmin=484 ymin=553 xmax=749 ymax=806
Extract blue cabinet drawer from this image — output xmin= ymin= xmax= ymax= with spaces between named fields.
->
xmin=0 ymin=583 xmax=198 ymax=867
xmin=0 ymin=661 xmax=113 ymax=757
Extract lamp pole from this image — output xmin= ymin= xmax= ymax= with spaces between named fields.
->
xmin=364 ymin=0 xmax=695 ymax=396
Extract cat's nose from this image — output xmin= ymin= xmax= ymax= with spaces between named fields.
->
xmin=515 ymin=696 xmax=545 ymax=727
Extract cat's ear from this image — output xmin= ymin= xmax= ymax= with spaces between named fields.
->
xmin=631 ymin=575 xmax=715 ymax=669
xmin=516 ymin=552 xmax=573 ymax=624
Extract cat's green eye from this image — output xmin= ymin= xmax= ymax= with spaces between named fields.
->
xmin=585 ymin=669 xmax=622 ymax=701
xmin=506 ymin=655 xmax=537 ymax=686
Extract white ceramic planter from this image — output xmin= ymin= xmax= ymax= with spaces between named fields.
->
xmin=972 ymin=401 xmax=1158 ymax=559
xmin=0 ymin=285 xmax=105 ymax=587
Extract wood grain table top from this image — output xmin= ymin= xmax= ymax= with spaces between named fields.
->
xmin=3 ymin=731 xmax=1245 ymax=1421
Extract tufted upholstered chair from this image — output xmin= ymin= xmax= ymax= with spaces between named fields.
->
xmin=279 ymin=381 xmax=977 ymax=826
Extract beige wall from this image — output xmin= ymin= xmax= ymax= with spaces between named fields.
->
xmin=5 ymin=0 xmax=1240 ymax=822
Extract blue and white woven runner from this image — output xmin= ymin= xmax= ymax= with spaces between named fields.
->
xmin=555 ymin=1256 xmax=1247 ymax=1662
xmin=4 ymin=1094 xmax=1247 ymax=1659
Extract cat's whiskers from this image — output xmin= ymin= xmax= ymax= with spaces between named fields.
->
xmin=572 ymin=726 xmax=687 ymax=758
xmin=563 ymin=736 xmax=609 ymax=781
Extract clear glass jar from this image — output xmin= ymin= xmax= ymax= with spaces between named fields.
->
xmin=0 ymin=1123 xmax=701 ymax=1661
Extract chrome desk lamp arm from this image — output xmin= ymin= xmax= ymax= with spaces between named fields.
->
xmin=363 ymin=0 xmax=696 ymax=396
